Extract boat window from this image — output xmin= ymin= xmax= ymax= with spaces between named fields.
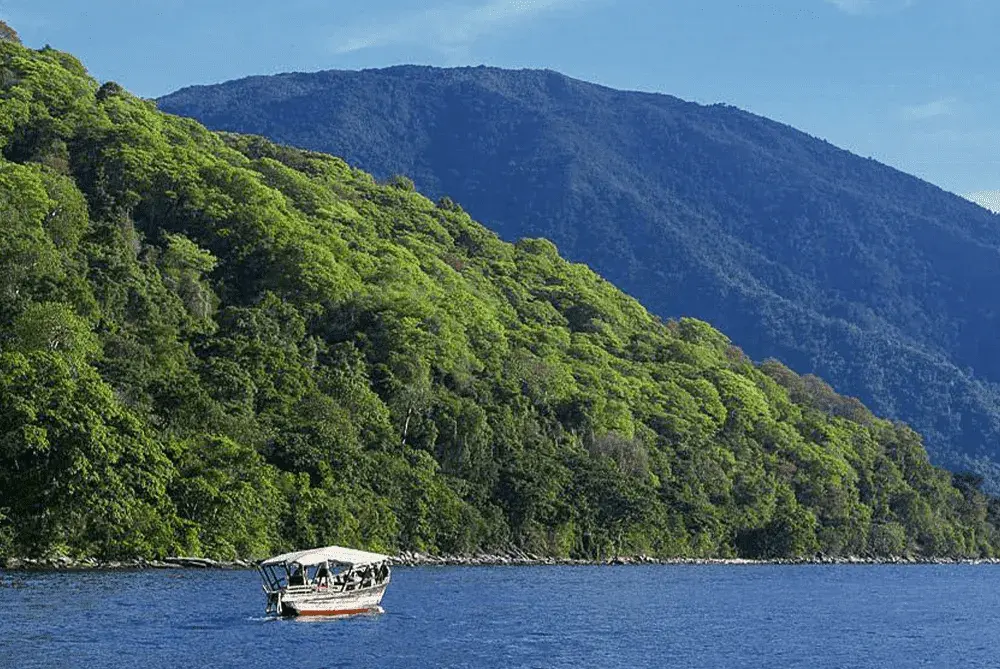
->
xmin=258 ymin=565 xmax=286 ymax=591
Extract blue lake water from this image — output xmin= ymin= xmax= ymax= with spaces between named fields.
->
xmin=3 ymin=565 xmax=1000 ymax=668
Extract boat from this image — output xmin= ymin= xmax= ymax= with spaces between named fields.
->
xmin=257 ymin=545 xmax=392 ymax=617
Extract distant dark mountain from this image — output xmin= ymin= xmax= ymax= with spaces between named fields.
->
xmin=160 ymin=66 xmax=1000 ymax=486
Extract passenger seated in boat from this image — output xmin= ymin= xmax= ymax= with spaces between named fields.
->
xmin=344 ymin=569 xmax=363 ymax=591
xmin=288 ymin=565 xmax=306 ymax=586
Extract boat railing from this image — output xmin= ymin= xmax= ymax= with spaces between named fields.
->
xmin=278 ymin=574 xmax=390 ymax=595
xmin=282 ymin=584 xmax=316 ymax=595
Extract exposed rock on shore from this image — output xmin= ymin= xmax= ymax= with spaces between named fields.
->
xmin=387 ymin=551 xmax=1000 ymax=567
xmin=0 ymin=556 xmax=253 ymax=571
xmin=3 ymin=552 xmax=1000 ymax=572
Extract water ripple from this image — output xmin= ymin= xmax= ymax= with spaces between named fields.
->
xmin=4 ymin=565 xmax=1000 ymax=668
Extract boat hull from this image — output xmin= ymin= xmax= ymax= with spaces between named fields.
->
xmin=279 ymin=583 xmax=388 ymax=617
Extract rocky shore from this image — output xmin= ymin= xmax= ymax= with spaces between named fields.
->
xmin=388 ymin=551 xmax=1000 ymax=567
xmin=4 ymin=551 xmax=1000 ymax=572
xmin=0 ymin=556 xmax=253 ymax=571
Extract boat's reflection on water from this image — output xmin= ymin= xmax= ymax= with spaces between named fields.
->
xmin=286 ymin=606 xmax=386 ymax=623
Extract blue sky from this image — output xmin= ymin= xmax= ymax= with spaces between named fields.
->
xmin=2 ymin=0 xmax=998 ymax=204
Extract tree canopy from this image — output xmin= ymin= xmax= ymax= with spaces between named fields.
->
xmin=0 ymin=22 xmax=19 ymax=44
xmin=160 ymin=65 xmax=1000 ymax=491
xmin=2 ymin=41 xmax=999 ymax=561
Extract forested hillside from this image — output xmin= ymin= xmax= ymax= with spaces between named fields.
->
xmin=2 ymin=41 xmax=999 ymax=562
xmin=160 ymin=65 xmax=1000 ymax=488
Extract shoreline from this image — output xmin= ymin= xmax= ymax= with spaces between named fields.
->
xmin=391 ymin=551 xmax=1000 ymax=567
xmin=4 ymin=552 xmax=1000 ymax=572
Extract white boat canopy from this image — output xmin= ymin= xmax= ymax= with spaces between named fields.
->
xmin=260 ymin=545 xmax=390 ymax=568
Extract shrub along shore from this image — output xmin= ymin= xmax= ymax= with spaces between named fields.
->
xmin=4 ymin=551 xmax=1000 ymax=572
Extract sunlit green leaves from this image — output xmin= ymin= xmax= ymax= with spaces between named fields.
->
xmin=0 ymin=38 xmax=997 ymax=561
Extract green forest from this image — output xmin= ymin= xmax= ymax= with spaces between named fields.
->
xmin=2 ymin=38 xmax=999 ymax=562
xmin=159 ymin=64 xmax=1000 ymax=490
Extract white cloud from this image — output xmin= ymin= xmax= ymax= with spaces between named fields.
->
xmin=331 ymin=0 xmax=589 ymax=56
xmin=825 ymin=0 xmax=914 ymax=15
xmin=901 ymin=97 xmax=958 ymax=121
xmin=965 ymin=191 xmax=1000 ymax=213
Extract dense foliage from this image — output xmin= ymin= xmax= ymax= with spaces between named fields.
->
xmin=0 ymin=21 xmax=19 ymax=44
xmin=160 ymin=65 xmax=1000 ymax=489
xmin=2 ymin=42 xmax=999 ymax=562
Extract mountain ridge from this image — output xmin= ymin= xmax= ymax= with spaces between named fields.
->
xmin=159 ymin=65 xmax=1000 ymax=487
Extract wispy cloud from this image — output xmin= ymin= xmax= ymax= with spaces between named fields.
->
xmin=901 ymin=97 xmax=958 ymax=121
xmin=965 ymin=191 xmax=1000 ymax=213
xmin=825 ymin=0 xmax=914 ymax=15
xmin=331 ymin=0 xmax=590 ymax=56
